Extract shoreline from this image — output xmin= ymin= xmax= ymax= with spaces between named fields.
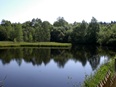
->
xmin=0 ymin=42 xmax=72 ymax=47
xmin=82 ymin=57 xmax=116 ymax=87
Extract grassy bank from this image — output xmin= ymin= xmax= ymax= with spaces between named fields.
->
xmin=82 ymin=56 xmax=116 ymax=87
xmin=0 ymin=41 xmax=72 ymax=47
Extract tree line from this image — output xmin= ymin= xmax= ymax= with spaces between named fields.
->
xmin=0 ymin=17 xmax=116 ymax=45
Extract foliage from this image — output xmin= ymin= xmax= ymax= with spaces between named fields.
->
xmin=0 ymin=17 xmax=116 ymax=45
xmin=14 ymin=23 xmax=23 ymax=42
xmin=71 ymin=20 xmax=88 ymax=44
xmin=97 ymin=24 xmax=116 ymax=45
xmin=86 ymin=17 xmax=100 ymax=44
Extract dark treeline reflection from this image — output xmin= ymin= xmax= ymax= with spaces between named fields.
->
xmin=0 ymin=46 xmax=115 ymax=70
xmin=71 ymin=46 xmax=115 ymax=70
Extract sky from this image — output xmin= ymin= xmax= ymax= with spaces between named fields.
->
xmin=0 ymin=0 xmax=116 ymax=24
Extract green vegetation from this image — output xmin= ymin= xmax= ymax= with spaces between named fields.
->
xmin=82 ymin=56 xmax=116 ymax=87
xmin=0 ymin=41 xmax=71 ymax=47
xmin=0 ymin=17 xmax=115 ymax=46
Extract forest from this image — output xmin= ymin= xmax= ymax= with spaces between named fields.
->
xmin=0 ymin=17 xmax=116 ymax=46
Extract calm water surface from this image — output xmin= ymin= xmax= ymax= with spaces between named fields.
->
xmin=0 ymin=46 xmax=115 ymax=87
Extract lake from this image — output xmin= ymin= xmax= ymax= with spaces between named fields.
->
xmin=0 ymin=46 xmax=115 ymax=87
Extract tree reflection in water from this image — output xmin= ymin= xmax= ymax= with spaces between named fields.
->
xmin=0 ymin=46 xmax=115 ymax=70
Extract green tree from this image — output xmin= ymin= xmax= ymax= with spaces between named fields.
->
xmin=0 ymin=25 xmax=7 ymax=40
xmin=41 ymin=21 xmax=51 ymax=41
xmin=51 ymin=27 xmax=65 ymax=42
xmin=14 ymin=23 xmax=23 ymax=42
xmin=109 ymin=24 xmax=116 ymax=45
xmin=71 ymin=20 xmax=88 ymax=44
xmin=32 ymin=18 xmax=42 ymax=42
xmin=86 ymin=17 xmax=99 ymax=44
xmin=1 ymin=20 xmax=13 ymax=40
xmin=97 ymin=25 xmax=110 ymax=45
xmin=97 ymin=24 xmax=116 ymax=45
xmin=51 ymin=17 xmax=71 ymax=42
xmin=28 ymin=32 xmax=33 ymax=42
xmin=53 ymin=17 xmax=68 ymax=27
xmin=22 ymin=21 xmax=35 ymax=42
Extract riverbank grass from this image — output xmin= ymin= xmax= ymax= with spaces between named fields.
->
xmin=82 ymin=57 xmax=115 ymax=87
xmin=0 ymin=41 xmax=72 ymax=47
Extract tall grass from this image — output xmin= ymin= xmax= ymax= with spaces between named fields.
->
xmin=0 ymin=41 xmax=72 ymax=47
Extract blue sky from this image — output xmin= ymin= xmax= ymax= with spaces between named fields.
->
xmin=0 ymin=0 xmax=116 ymax=24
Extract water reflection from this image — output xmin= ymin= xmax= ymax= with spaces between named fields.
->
xmin=72 ymin=46 xmax=100 ymax=70
xmin=0 ymin=46 xmax=115 ymax=70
